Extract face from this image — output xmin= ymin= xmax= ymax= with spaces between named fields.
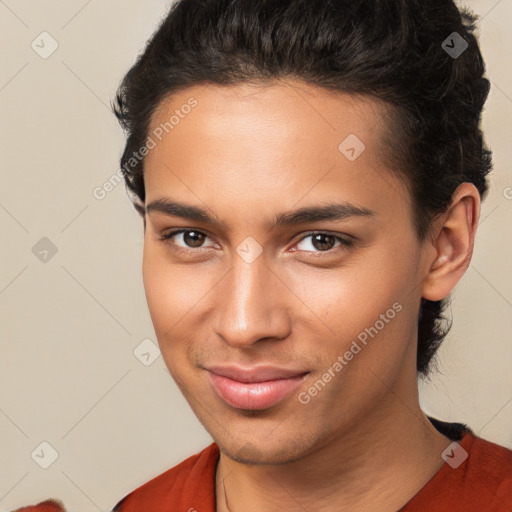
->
xmin=141 ymin=80 xmax=429 ymax=464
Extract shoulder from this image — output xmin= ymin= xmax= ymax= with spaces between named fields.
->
xmin=439 ymin=431 xmax=512 ymax=511
xmin=429 ymin=416 xmax=512 ymax=491
xmin=112 ymin=442 xmax=219 ymax=512
xmin=400 ymin=427 xmax=512 ymax=512
xmin=464 ymin=433 xmax=512 ymax=497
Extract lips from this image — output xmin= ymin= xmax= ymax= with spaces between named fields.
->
xmin=206 ymin=365 xmax=308 ymax=383
xmin=206 ymin=365 xmax=309 ymax=410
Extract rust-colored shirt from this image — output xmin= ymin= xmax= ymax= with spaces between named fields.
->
xmin=13 ymin=420 xmax=512 ymax=512
xmin=111 ymin=420 xmax=512 ymax=512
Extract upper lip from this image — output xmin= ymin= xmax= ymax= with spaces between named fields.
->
xmin=206 ymin=365 xmax=309 ymax=383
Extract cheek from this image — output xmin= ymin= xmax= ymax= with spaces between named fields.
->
xmin=284 ymin=249 xmax=408 ymax=334
xmin=284 ymin=248 xmax=418 ymax=386
xmin=141 ymin=245 xmax=199 ymax=379
xmin=141 ymin=242 xmax=217 ymax=337
xmin=142 ymin=244 xmax=185 ymax=335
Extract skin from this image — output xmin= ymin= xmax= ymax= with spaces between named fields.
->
xmin=140 ymin=80 xmax=481 ymax=512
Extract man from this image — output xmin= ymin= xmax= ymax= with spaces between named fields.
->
xmin=16 ymin=0 xmax=512 ymax=511
xmin=109 ymin=0 xmax=512 ymax=510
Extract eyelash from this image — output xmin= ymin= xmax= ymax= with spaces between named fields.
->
xmin=159 ymin=229 xmax=354 ymax=256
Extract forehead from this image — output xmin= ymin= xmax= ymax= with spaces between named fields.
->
xmin=148 ymin=80 xmax=389 ymax=155
xmin=143 ymin=80 xmax=410 ymax=225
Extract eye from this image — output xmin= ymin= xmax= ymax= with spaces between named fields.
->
xmin=160 ymin=229 xmax=354 ymax=256
xmin=160 ymin=229 xmax=216 ymax=252
xmin=295 ymin=232 xmax=354 ymax=254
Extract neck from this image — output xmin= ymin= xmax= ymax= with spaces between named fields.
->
xmin=215 ymin=376 xmax=452 ymax=512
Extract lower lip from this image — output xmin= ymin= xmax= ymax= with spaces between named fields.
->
xmin=207 ymin=372 xmax=308 ymax=410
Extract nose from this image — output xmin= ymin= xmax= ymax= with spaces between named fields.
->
xmin=210 ymin=253 xmax=292 ymax=348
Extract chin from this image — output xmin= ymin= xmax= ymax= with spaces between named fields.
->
xmin=216 ymin=432 xmax=319 ymax=466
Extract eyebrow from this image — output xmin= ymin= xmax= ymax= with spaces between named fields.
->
xmin=145 ymin=198 xmax=376 ymax=230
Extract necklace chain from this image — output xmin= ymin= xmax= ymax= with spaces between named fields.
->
xmin=221 ymin=459 xmax=232 ymax=512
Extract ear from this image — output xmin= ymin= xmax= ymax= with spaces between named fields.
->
xmin=421 ymin=183 xmax=481 ymax=302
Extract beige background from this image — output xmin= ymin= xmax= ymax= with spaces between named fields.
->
xmin=0 ymin=0 xmax=511 ymax=510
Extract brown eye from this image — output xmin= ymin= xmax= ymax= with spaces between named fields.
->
xmin=312 ymin=234 xmax=336 ymax=251
xmin=182 ymin=231 xmax=206 ymax=248
xmin=296 ymin=232 xmax=353 ymax=253
xmin=161 ymin=229 xmax=215 ymax=250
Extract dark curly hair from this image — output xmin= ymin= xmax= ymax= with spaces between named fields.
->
xmin=112 ymin=0 xmax=492 ymax=376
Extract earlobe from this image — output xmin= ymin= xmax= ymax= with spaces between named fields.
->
xmin=421 ymin=183 xmax=481 ymax=302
